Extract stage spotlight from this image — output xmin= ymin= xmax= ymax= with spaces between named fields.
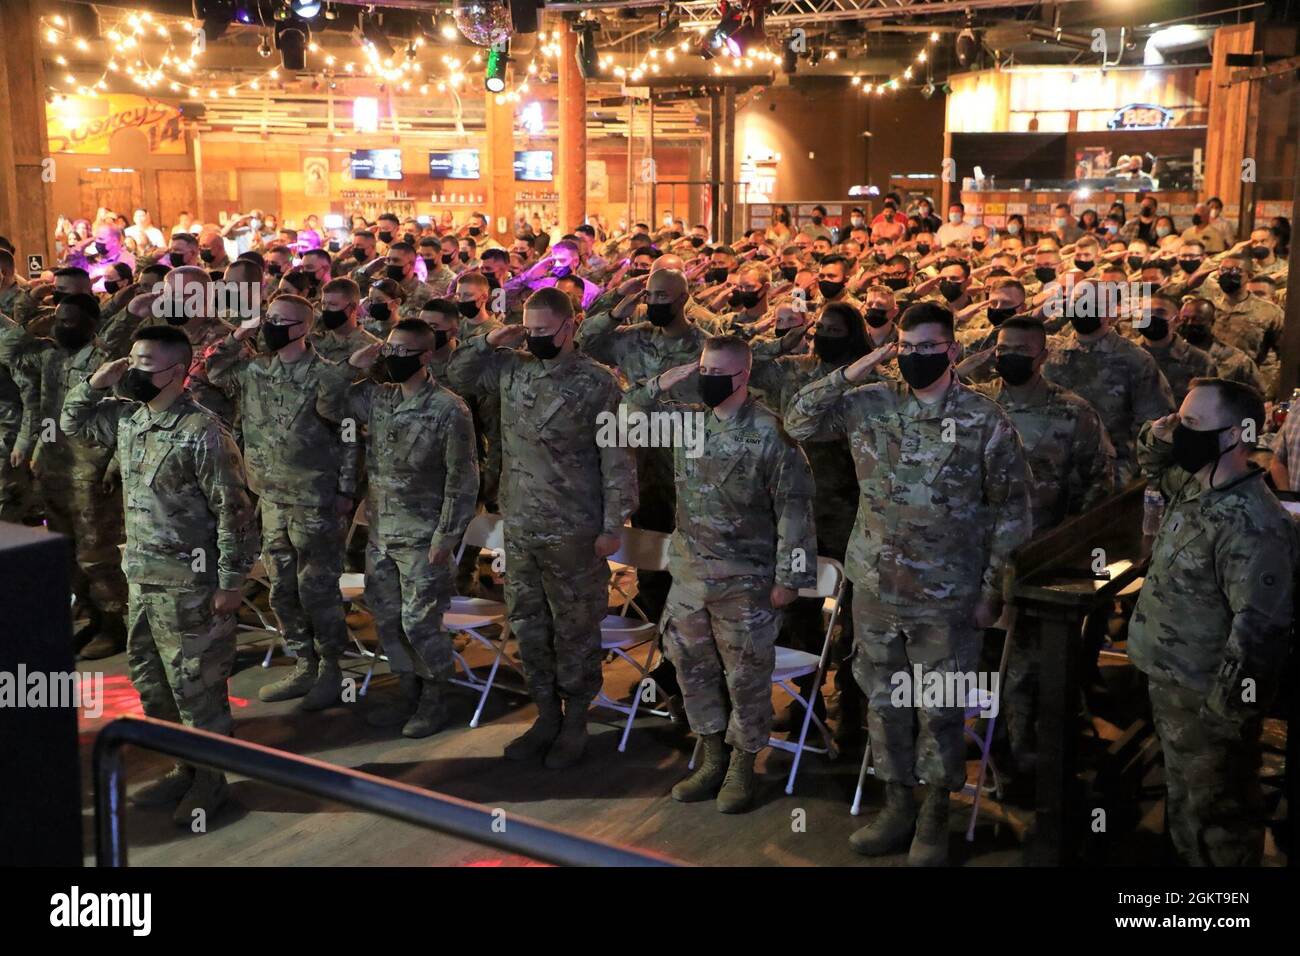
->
xmin=509 ymin=0 xmax=540 ymax=36
xmin=576 ymin=22 xmax=600 ymax=80
xmin=323 ymin=2 xmax=339 ymax=20
xmin=276 ymin=23 xmax=309 ymax=70
xmin=361 ymin=13 xmax=395 ymax=58
xmin=725 ymin=23 xmax=764 ymax=58
xmin=649 ymin=8 xmax=680 ymax=47
xmin=292 ymin=0 xmax=323 ymax=19
xmin=485 ymin=39 xmax=508 ymax=92
xmin=956 ymin=28 xmax=978 ymax=66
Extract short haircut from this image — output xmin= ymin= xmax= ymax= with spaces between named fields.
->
xmin=0 ymin=249 xmax=12 ymax=272
xmin=226 ymin=258 xmax=263 ymax=283
xmin=420 ymin=297 xmax=459 ymax=319
xmin=322 ymin=277 xmax=360 ymax=301
xmin=387 ymin=241 xmax=415 ymax=256
xmin=369 ymin=278 xmax=404 ymax=301
xmin=899 ymin=301 xmax=955 ymax=336
xmin=459 ymin=272 xmax=490 ymax=293
xmin=937 ymin=257 xmax=971 ymax=278
xmin=1248 ymin=274 xmax=1277 ymax=287
xmin=712 ymin=245 xmax=737 ymax=257
xmin=55 ymin=266 xmax=91 ymax=282
xmin=353 ymin=229 xmax=376 ymax=242
xmin=551 ymin=239 xmax=578 ymax=257
xmin=237 ymin=250 xmax=266 ymax=268
xmin=819 ymin=254 xmax=851 ymax=271
xmin=133 ymin=323 xmax=193 ymax=367
xmin=998 ymin=315 xmax=1047 ymax=345
xmin=302 ymin=248 xmax=330 ymax=266
xmin=271 ymin=293 xmax=314 ymax=322
xmin=988 ymin=277 xmax=1026 ymax=298
xmin=702 ymin=333 xmax=753 ymax=367
xmin=525 ymin=286 xmax=574 ymax=321
xmin=884 ymin=254 xmax=912 ymax=271
xmin=140 ymin=262 xmax=170 ymax=283
xmin=575 ymin=224 xmax=596 ymax=238
xmin=392 ymin=317 xmax=435 ymax=341
xmin=736 ymin=261 xmax=771 ymax=284
xmin=172 ymin=232 xmax=199 ymax=248
xmin=1189 ymin=377 xmax=1265 ymax=445
xmin=377 ymin=212 xmax=400 ymax=224
xmin=481 ymin=248 xmax=509 ymax=265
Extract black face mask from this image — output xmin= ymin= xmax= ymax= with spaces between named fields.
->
xmin=486 ymin=273 xmax=500 ymax=291
xmin=995 ymin=353 xmax=1036 ymax=387
xmin=262 ymin=322 xmax=300 ymax=352
xmin=689 ymin=237 xmax=706 ymax=248
xmin=377 ymin=231 xmax=394 ymax=244
xmin=897 ymin=350 xmax=950 ymax=390
xmin=872 ymin=251 xmax=888 ymax=264
xmin=986 ymin=305 xmax=1016 ymax=327
xmin=813 ymin=334 xmax=853 ymax=365
xmin=468 ymin=227 xmax=482 ymax=237
xmin=1128 ymin=255 xmax=1146 ymax=271
xmin=457 ymin=251 xmax=471 ymax=264
xmin=1178 ymin=322 xmax=1210 ymax=350
xmin=699 ymin=371 xmax=738 ymax=408
xmin=882 ymin=276 xmax=909 ymax=291
xmin=810 ymin=216 xmax=824 ymax=226
xmin=626 ymin=268 xmax=649 ymax=278
xmin=1250 ymin=246 xmax=1271 ymax=260
xmin=199 ymin=249 xmax=215 ymax=264
xmin=938 ymin=280 xmax=964 ymax=302
xmin=103 ymin=280 xmax=121 ymax=295
xmin=1172 ymin=422 xmax=1234 ymax=476
xmin=53 ymin=321 xmax=93 ymax=352
xmin=1139 ymin=315 xmax=1170 ymax=341
xmin=457 ymin=300 xmax=480 ymax=319
xmin=915 ymin=243 xmax=931 ymax=256
xmin=971 ymin=240 xmax=986 ymax=252
xmin=865 ymin=308 xmax=891 ymax=329
xmin=1034 ymin=266 xmax=1057 ymax=284
xmin=422 ymin=257 xmax=440 ymax=273
xmin=705 ymin=268 xmax=729 ymax=284
xmin=432 ymin=329 xmax=450 ymax=351
xmin=1074 ymin=258 xmax=1095 ymax=272
xmin=1069 ymin=312 xmax=1102 ymax=335
xmin=1178 ymin=257 xmax=1202 ymax=274
xmin=646 ymin=302 xmax=676 ymax=328
xmin=385 ymin=263 xmax=406 ymax=282
xmin=442 ymin=253 xmax=455 ymax=265
xmin=810 ymin=252 xmax=825 ymax=264
xmin=526 ymin=329 xmax=562 ymax=360
xmin=1218 ymin=273 xmax=1243 ymax=295
xmin=267 ymin=264 xmax=284 ymax=278
xmin=169 ymin=252 xmax=187 ymax=267
xmin=383 ymin=353 xmax=425 ymax=383
xmin=368 ymin=302 xmax=392 ymax=323
xmin=320 ymin=308 xmax=349 ymax=330
xmin=818 ymin=279 xmax=845 ymax=300
xmin=119 ymin=366 xmax=172 ymax=403
xmin=730 ymin=289 xmax=762 ymax=311
xmin=779 ymin=265 xmax=799 ymax=282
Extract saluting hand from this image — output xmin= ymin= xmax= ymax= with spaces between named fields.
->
xmin=349 ymin=341 xmax=382 ymax=369
xmin=1151 ymin=412 xmax=1180 ymax=443
xmin=233 ymin=315 xmax=262 ymax=342
xmin=486 ymin=324 xmax=528 ymax=348
xmin=89 ymin=357 xmax=130 ymax=389
xmin=844 ymin=341 xmax=897 ymax=383
xmin=657 ymin=362 xmax=697 ymax=392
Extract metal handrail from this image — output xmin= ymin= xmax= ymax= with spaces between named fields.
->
xmin=93 ymin=716 xmax=679 ymax=868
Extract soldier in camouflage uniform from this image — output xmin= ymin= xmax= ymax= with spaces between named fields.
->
xmin=18 ymin=266 xmax=95 ymax=338
xmin=1130 ymin=380 xmax=1297 ymax=866
xmin=448 ymin=287 xmax=638 ymax=770
xmin=0 ymin=301 xmax=39 ymax=524
xmin=0 ymin=249 xmax=29 ymax=321
xmin=627 ymin=337 xmax=816 ymax=812
xmin=1135 ymin=293 xmax=1217 ymax=404
xmin=958 ymin=316 xmax=1116 ymax=773
xmin=381 ymin=241 xmax=435 ymax=320
xmin=1042 ymin=278 xmax=1175 ymax=483
xmin=1177 ymin=298 xmax=1267 ymax=395
xmin=62 ymin=324 xmax=257 ymax=826
xmin=786 ymin=301 xmax=1033 ymax=866
xmin=205 ymin=293 xmax=357 ymax=710
xmin=338 ymin=321 xmax=479 ymax=738
xmin=309 ymin=277 xmax=380 ymax=365
xmin=36 ymin=294 xmax=130 ymax=658
xmin=452 ymin=274 xmax=504 ymax=510
xmin=1199 ymin=255 xmax=1284 ymax=398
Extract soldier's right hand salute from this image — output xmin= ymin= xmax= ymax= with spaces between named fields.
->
xmin=232 ymin=315 xmax=261 ymax=342
xmin=485 ymin=323 xmax=528 ymax=348
xmin=843 ymin=340 xmax=898 ymax=383
xmin=89 ymin=357 xmax=130 ymax=389
xmin=1149 ymin=411 xmax=1180 ymax=443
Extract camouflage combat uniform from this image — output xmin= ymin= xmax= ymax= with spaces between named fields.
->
xmin=1202 ymin=280 xmax=1284 ymax=397
xmin=1203 ymin=339 xmax=1267 ymax=395
xmin=396 ymin=274 xmax=435 ymax=320
xmin=37 ymin=340 xmax=129 ymax=626
xmin=0 ymin=315 xmax=38 ymax=521
xmin=206 ymin=336 xmax=355 ymax=662
xmin=453 ymin=312 xmax=504 ymax=508
xmin=343 ymin=370 xmax=478 ymax=680
xmin=971 ymin=374 xmax=1116 ymax=767
xmin=448 ymin=335 xmax=637 ymax=706
xmin=1129 ymin=422 xmax=1298 ymax=866
xmin=1142 ymin=336 xmax=1217 ymax=405
xmin=309 ymin=322 xmax=380 ymax=367
xmin=785 ymin=370 xmax=1032 ymax=790
xmin=1042 ymin=327 xmax=1175 ymax=484
xmin=625 ymin=379 xmax=816 ymax=752
xmin=61 ymin=381 xmax=257 ymax=734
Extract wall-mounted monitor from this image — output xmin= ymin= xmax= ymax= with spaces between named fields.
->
xmin=429 ymin=149 xmax=481 ymax=179
xmin=349 ymin=149 xmax=403 ymax=181
xmin=514 ymin=150 xmax=553 ymax=182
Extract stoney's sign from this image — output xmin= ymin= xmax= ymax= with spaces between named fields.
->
xmin=47 ymin=95 xmax=185 ymax=154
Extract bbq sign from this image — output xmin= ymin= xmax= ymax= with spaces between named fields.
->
xmin=47 ymin=94 xmax=185 ymax=155
xmin=1107 ymin=103 xmax=1174 ymax=131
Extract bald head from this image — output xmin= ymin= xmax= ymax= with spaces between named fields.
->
xmin=648 ymin=268 xmax=688 ymax=302
xmin=653 ymin=254 xmax=685 ymax=274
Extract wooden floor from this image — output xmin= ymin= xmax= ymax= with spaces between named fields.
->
xmin=74 ymin=621 xmax=1032 ymax=867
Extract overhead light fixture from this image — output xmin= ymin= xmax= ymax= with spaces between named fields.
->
xmin=725 ymin=22 xmax=765 ymax=58
xmin=485 ymin=39 xmax=508 ymax=92
xmin=436 ymin=13 xmax=458 ymax=41
xmin=291 ymin=0 xmax=323 ymax=19
xmin=273 ymin=1 xmax=293 ymax=22
xmin=258 ymin=33 xmax=274 ymax=58
xmin=275 ymin=22 xmax=309 ymax=70
xmin=921 ymin=81 xmax=935 ymax=98
xmin=323 ymin=3 xmax=339 ymax=21
xmin=956 ymin=27 xmax=978 ymax=65
xmin=781 ymin=34 xmax=798 ymax=74
xmin=649 ymin=8 xmax=680 ymax=47
xmin=576 ymin=22 xmax=600 ymax=80
xmin=361 ymin=12 xmax=395 ymax=58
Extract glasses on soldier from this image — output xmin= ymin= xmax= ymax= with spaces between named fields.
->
xmin=897 ymin=340 xmax=953 ymax=355
xmin=379 ymin=344 xmax=425 ymax=358
xmin=265 ymin=318 xmax=303 ymax=328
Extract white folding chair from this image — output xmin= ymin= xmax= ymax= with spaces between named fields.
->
xmin=447 ymin=512 xmax=525 ymax=727
xmin=850 ymin=609 xmax=1014 ymax=842
xmin=688 ymin=557 xmax=846 ymax=795
xmin=592 ymin=526 xmax=673 ymax=752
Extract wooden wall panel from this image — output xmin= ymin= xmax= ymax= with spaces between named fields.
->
xmin=1202 ymin=23 xmax=1256 ymax=207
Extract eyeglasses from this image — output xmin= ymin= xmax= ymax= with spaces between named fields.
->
xmin=379 ymin=344 xmax=426 ymax=358
xmin=897 ymin=340 xmax=953 ymax=355
xmin=265 ymin=319 xmax=303 ymax=328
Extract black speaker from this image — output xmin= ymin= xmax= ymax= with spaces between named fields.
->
xmin=0 ymin=523 xmax=80 ymax=865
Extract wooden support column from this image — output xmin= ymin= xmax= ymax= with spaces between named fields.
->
xmin=721 ymin=86 xmax=736 ymax=244
xmin=708 ymin=91 xmax=721 ymax=239
xmin=558 ymin=20 xmax=587 ymax=230
xmin=484 ymin=90 xmax=515 ymax=246
xmin=0 ymin=0 xmax=55 ymax=269
xmin=1202 ymin=24 xmax=1256 ymax=228
xmin=1275 ymin=87 xmax=1300 ymax=399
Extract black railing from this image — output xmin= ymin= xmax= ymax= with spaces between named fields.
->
xmin=94 ymin=716 xmax=678 ymax=868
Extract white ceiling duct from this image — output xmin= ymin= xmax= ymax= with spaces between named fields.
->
xmin=1144 ymin=24 xmax=1214 ymax=65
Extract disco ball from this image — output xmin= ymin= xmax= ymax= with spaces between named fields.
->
xmin=453 ymin=1 xmax=513 ymax=48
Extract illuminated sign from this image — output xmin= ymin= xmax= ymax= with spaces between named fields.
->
xmin=47 ymin=95 xmax=184 ymax=154
xmin=1107 ymin=103 xmax=1174 ymax=131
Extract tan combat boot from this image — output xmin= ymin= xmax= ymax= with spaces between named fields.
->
xmin=367 ymin=672 xmax=421 ymax=727
xmin=131 ymin=763 xmax=195 ymax=808
xmin=544 ymin=697 xmax=592 ymax=769
xmin=258 ymin=655 xmax=318 ymax=703
xmin=908 ymin=786 xmax=952 ymax=867
xmin=79 ymin=614 xmax=126 ymax=660
xmin=503 ymin=695 xmax=562 ymax=761
xmin=716 ymin=748 xmax=758 ymax=814
xmin=849 ymin=782 xmax=917 ymax=856
xmin=300 ymin=657 xmax=344 ymax=711
xmin=402 ymin=679 xmax=451 ymax=738
xmin=671 ymin=732 xmax=728 ymax=803
xmin=172 ymin=767 xmax=229 ymax=829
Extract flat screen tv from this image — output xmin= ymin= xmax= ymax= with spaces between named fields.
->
xmin=514 ymin=150 xmax=553 ymax=182
xmin=350 ymin=149 xmax=403 ymax=181
xmin=428 ymin=149 xmax=481 ymax=179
